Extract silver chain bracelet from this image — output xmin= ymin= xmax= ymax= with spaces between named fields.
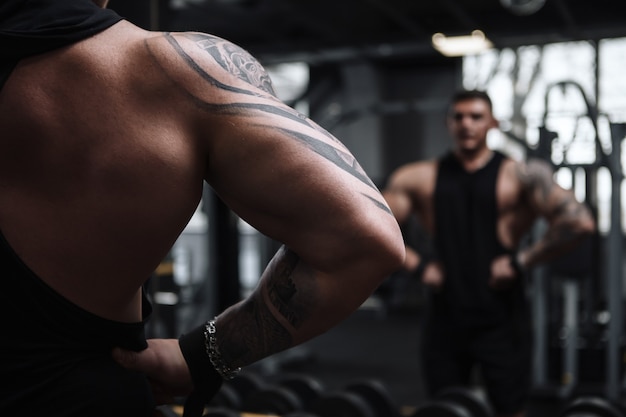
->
xmin=203 ymin=317 xmax=241 ymax=380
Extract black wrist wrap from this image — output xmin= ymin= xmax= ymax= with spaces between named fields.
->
xmin=178 ymin=324 xmax=223 ymax=417
xmin=509 ymin=251 xmax=524 ymax=277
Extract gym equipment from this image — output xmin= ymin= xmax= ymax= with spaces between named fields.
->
xmin=208 ymin=384 xmax=244 ymax=410
xmin=411 ymin=387 xmax=492 ymax=417
xmin=202 ymin=407 xmax=241 ymax=417
xmin=276 ymin=373 xmax=326 ymax=410
xmin=310 ymin=391 xmax=378 ymax=417
xmin=241 ymin=385 xmax=307 ymax=415
xmin=309 ymin=378 xmax=399 ymax=417
xmin=211 ymin=371 xmax=266 ymax=409
xmin=560 ymin=396 xmax=625 ymax=417
xmin=528 ymin=81 xmax=626 ymax=402
xmin=343 ymin=379 xmax=400 ymax=417
xmin=436 ymin=387 xmax=493 ymax=417
xmin=411 ymin=401 xmax=473 ymax=417
xmin=239 ymin=373 xmax=325 ymax=416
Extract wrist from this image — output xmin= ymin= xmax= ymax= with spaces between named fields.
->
xmin=509 ymin=251 xmax=525 ymax=276
xmin=413 ymin=253 xmax=437 ymax=278
xmin=178 ymin=322 xmax=225 ymax=417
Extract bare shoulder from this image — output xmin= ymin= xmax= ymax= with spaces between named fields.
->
xmin=512 ymin=157 xmax=554 ymax=183
xmin=387 ymin=159 xmax=438 ymax=194
xmin=391 ymin=159 xmax=437 ymax=181
xmin=506 ymin=157 xmax=559 ymax=198
xmin=142 ymin=30 xmax=277 ymax=98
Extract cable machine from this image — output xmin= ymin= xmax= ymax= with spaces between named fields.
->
xmin=527 ymin=81 xmax=625 ymax=402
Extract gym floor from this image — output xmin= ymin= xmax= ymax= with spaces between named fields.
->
xmin=243 ymin=295 xmax=587 ymax=417
xmin=159 ymin=273 xmax=619 ymax=417
xmin=253 ymin=304 xmax=425 ymax=415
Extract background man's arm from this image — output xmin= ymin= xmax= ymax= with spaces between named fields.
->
xmin=516 ymin=158 xmax=596 ymax=268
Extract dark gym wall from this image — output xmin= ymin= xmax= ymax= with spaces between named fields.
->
xmin=106 ymin=0 xmax=464 ymax=186
xmin=106 ymin=0 xmax=152 ymax=29
xmin=308 ymin=58 xmax=463 ymax=187
xmin=107 ymin=0 xmax=172 ymax=30
xmin=379 ymin=60 xmax=462 ymax=178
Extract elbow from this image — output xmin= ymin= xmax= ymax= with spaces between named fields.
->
xmin=366 ymin=223 xmax=406 ymax=278
xmin=348 ymin=214 xmax=406 ymax=280
xmin=306 ymin=213 xmax=406 ymax=282
xmin=382 ymin=223 xmax=407 ymax=274
xmin=577 ymin=209 xmax=597 ymax=237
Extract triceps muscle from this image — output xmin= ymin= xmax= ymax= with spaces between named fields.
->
xmin=149 ymin=33 xmax=393 ymax=217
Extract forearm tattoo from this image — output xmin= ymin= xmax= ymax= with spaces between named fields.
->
xmin=151 ymin=33 xmax=391 ymax=215
xmin=265 ymin=247 xmax=309 ymax=329
xmin=516 ymin=160 xmax=592 ymax=260
xmin=218 ymin=246 xmax=314 ymax=367
xmin=219 ymin=293 xmax=292 ymax=368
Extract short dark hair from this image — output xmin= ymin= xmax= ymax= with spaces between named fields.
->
xmin=449 ymin=89 xmax=493 ymax=113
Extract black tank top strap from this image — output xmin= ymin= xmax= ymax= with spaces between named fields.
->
xmin=0 ymin=0 xmax=123 ymax=91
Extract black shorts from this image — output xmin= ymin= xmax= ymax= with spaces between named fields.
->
xmin=421 ymin=316 xmax=532 ymax=415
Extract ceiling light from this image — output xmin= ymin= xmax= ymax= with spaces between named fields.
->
xmin=431 ymin=30 xmax=494 ymax=57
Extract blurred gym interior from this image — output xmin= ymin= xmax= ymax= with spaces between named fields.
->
xmin=105 ymin=1 xmax=626 ymax=416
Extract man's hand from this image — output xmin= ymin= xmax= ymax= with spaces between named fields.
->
xmin=112 ymin=339 xmax=193 ymax=405
xmin=404 ymin=246 xmax=421 ymax=271
xmin=422 ymin=261 xmax=445 ymax=290
xmin=489 ymin=254 xmax=519 ymax=290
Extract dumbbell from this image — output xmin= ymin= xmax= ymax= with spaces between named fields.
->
xmin=560 ymin=396 xmax=625 ymax=417
xmin=239 ymin=373 xmax=326 ymax=415
xmin=411 ymin=386 xmax=493 ymax=417
xmin=207 ymin=371 xmax=266 ymax=410
xmin=202 ymin=407 xmax=241 ymax=417
xmin=310 ymin=378 xmax=400 ymax=417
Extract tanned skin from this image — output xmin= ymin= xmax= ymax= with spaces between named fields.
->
xmin=383 ymin=94 xmax=595 ymax=417
xmin=0 ymin=17 xmax=404 ymax=406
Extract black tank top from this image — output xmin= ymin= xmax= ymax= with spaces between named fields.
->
xmin=0 ymin=3 xmax=155 ymax=414
xmin=431 ymin=150 xmax=527 ymax=327
xmin=0 ymin=230 xmax=155 ymax=416
xmin=0 ymin=0 xmax=123 ymax=90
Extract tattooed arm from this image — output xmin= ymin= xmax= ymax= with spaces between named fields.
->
xmin=515 ymin=158 xmax=596 ymax=268
xmin=113 ymin=31 xmax=404 ymax=403
xmin=190 ymin=30 xmax=404 ymax=353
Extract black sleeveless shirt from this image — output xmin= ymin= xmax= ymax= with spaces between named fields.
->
xmin=431 ymin=150 xmax=528 ymax=327
xmin=0 ymin=2 xmax=155 ymax=415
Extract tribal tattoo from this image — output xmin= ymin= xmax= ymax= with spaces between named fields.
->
xmin=265 ymin=246 xmax=309 ymax=329
xmin=515 ymin=159 xmax=555 ymax=202
xmin=220 ymin=293 xmax=292 ymax=368
xmin=218 ymin=246 xmax=313 ymax=367
xmin=151 ymin=33 xmax=392 ymax=215
xmin=185 ymin=33 xmax=277 ymax=97
xmin=515 ymin=159 xmax=593 ymax=261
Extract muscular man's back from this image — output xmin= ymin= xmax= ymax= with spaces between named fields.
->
xmin=0 ymin=22 xmax=203 ymax=322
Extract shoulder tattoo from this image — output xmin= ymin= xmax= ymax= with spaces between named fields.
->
xmin=150 ymin=33 xmax=391 ymax=216
xmin=188 ymin=33 xmax=277 ymax=96
xmin=515 ymin=159 xmax=556 ymax=201
xmin=515 ymin=159 xmax=584 ymax=217
xmin=163 ymin=31 xmax=276 ymax=97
